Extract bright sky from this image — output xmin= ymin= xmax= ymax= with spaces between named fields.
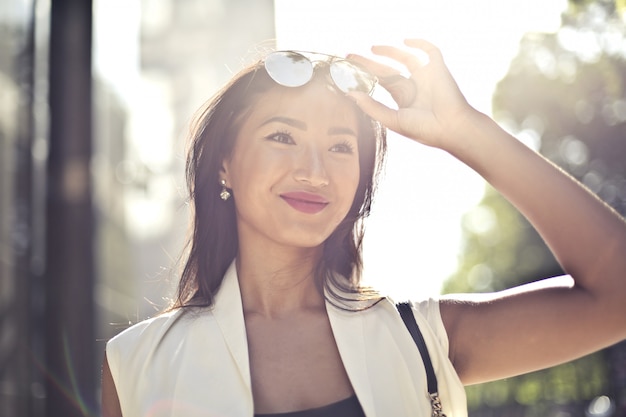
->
xmin=274 ymin=0 xmax=568 ymax=298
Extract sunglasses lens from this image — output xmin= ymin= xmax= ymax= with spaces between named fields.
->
xmin=330 ymin=60 xmax=376 ymax=94
xmin=265 ymin=51 xmax=314 ymax=88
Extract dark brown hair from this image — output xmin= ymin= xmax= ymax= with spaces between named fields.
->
xmin=170 ymin=58 xmax=387 ymax=310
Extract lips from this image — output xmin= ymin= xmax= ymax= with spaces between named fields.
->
xmin=280 ymin=192 xmax=329 ymax=214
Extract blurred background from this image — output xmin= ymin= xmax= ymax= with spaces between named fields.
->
xmin=1 ymin=0 xmax=625 ymax=416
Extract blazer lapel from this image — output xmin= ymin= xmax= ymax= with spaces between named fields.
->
xmin=327 ymin=301 xmax=377 ymax=417
xmin=212 ymin=262 xmax=252 ymax=390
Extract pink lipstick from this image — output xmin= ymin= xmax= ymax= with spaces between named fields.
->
xmin=280 ymin=192 xmax=329 ymax=214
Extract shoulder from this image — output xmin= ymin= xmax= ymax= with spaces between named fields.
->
xmin=354 ymin=297 xmax=467 ymax=416
xmin=409 ymin=297 xmax=450 ymax=353
xmin=346 ymin=296 xmax=450 ymax=355
xmin=105 ymin=307 xmax=211 ymax=367
xmin=104 ymin=307 xmax=219 ymax=397
xmin=107 ymin=309 xmax=183 ymax=346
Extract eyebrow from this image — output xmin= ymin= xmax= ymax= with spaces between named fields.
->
xmin=260 ymin=116 xmax=357 ymax=136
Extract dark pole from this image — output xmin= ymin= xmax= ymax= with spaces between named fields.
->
xmin=7 ymin=2 xmax=38 ymax=416
xmin=46 ymin=0 xmax=95 ymax=416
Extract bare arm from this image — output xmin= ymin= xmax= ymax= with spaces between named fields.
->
xmin=439 ymin=111 xmax=626 ymax=384
xmin=349 ymin=39 xmax=626 ymax=385
xmin=101 ymin=353 xmax=123 ymax=417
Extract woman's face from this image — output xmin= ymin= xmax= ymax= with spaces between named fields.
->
xmin=222 ymin=82 xmax=361 ymax=251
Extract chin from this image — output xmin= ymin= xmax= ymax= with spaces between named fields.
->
xmin=278 ymin=229 xmax=333 ymax=250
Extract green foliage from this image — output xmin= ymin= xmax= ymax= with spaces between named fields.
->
xmin=568 ymin=0 xmax=626 ymax=15
xmin=465 ymin=354 xmax=609 ymax=411
xmin=443 ymin=184 xmax=560 ymax=295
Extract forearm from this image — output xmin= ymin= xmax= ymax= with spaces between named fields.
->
xmin=447 ymin=110 xmax=626 ymax=293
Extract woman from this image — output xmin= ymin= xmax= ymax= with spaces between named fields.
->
xmin=101 ymin=40 xmax=626 ymax=417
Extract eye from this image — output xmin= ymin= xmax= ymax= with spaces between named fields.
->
xmin=265 ymin=130 xmax=295 ymax=145
xmin=329 ymin=140 xmax=355 ymax=154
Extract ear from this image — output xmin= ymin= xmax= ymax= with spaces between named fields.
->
xmin=219 ymin=160 xmax=230 ymax=187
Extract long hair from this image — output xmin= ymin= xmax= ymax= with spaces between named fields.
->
xmin=169 ymin=58 xmax=387 ymax=310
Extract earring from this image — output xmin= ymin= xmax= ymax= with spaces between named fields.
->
xmin=219 ymin=179 xmax=231 ymax=201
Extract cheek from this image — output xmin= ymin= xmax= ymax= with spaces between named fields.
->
xmin=226 ymin=148 xmax=265 ymax=188
xmin=335 ymin=161 xmax=361 ymax=203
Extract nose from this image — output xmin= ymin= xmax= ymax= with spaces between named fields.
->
xmin=293 ymin=145 xmax=329 ymax=187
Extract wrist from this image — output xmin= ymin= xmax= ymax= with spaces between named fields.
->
xmin=441 ymin=108 xmax=494 ymax=156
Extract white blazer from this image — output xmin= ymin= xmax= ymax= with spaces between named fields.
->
xmin=106 ymin=262 xmax=467 ymax=416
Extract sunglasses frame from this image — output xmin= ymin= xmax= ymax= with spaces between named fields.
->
xmin=264 ymin=50 xmax=378 ymax=95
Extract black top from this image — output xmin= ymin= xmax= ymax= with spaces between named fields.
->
xmin=254 ymin=395 xmax=366 ymax=417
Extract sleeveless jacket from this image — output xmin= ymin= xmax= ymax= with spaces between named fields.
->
xmin=106 ymin=262 xmax=467 ymax=416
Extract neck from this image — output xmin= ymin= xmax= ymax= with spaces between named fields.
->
xmin=236 ymin=241 xmax=326 ymax=318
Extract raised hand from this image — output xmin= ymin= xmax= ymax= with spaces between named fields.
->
xmin=348 ymin=39 xmax=476 ymax=150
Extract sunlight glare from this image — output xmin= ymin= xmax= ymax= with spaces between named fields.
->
xmin=275 ymin=0 xmax=567 ymax=298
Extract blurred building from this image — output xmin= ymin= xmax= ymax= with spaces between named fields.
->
xmin=1 ymin=0 xmax=275 ymax=416
xmin=1 ymin=2 xmax=51 ymax=415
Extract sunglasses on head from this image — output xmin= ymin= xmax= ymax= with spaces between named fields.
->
xmin=264 ymin=51 xmax=377 ymax=95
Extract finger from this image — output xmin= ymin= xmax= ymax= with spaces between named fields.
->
xmin=347 ymin=53 xmax=400 ymax=78
xmin=347 ymin=92 xmax=400 ymax=131
xmin=370 ymin=45 xmax=427 ymax=74
xmin=403 ymin=38 xmax=443 ymax=61
xmin=348 ymin=53 xmax=413 ymax=98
